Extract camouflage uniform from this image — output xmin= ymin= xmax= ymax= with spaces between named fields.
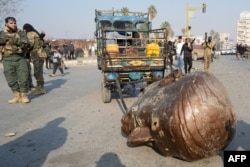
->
xmin=202 ymin=41 xmax=215 ymax=72
xmin=24 ymin=26 xmax=47 ymax=95
xmin=0 ymin=25 xmax=30 ymax=103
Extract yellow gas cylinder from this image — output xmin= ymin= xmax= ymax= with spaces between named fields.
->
xmin=146 ymin=43 xmax=160 ymax=57
xmin=106 ymin=44 xmax=119 ymax=57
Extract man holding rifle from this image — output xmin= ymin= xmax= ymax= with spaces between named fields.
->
xmin=202 ymin=33 xmax=216 ymax=72
xmin=0 ymin=17 xmax=31 ymax=103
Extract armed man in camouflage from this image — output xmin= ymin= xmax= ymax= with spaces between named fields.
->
xmin=23 ymin=23 xmax=47 ymax=95
xmin=0 ymin=17 xmax=31 ymax=103
xmin=202 ymin=36 xmax=216 ymax=72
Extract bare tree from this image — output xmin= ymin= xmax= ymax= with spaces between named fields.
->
xmin=0 ymin=0 xmax=23 ymax=28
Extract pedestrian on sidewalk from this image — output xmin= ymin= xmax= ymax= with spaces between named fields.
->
xmin=68 ymin=41 xmax=75 ymax=60
xmin=44 ymin=42 xmax=53 ymax=69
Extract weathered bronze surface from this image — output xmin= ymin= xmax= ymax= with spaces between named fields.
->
xmin=121 ymin=71 xmax=236 ymax=161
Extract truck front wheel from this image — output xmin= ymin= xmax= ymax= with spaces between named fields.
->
xmin=101 ymin=81 xmax=111 ymax=103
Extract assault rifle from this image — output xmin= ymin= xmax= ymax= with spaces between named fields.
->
xmin=204 ymin=32 xmax=207 ymax=44
xmin=191 ymin=38 xmax=196 ymax=44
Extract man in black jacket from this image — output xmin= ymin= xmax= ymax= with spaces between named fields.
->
xmin=181 ymin=38 xmax=193 ymax=74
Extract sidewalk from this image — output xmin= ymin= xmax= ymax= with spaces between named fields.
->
xmin=63 ymin=56 xmax=97 ymax=67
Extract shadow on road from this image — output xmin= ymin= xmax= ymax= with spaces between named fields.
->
xmin=114 ymin=83 xmax=147 ymax=114
xmin=45 ymin=78 xmax=68 ymax=93
xmin=219 ymin=120 xmax=250 ymax=160
xmin=0 ymin=117 xmax=67 ymax=167
xmin=96 ymin=152 xmax=125 ymax=167
xmin=29 ymin=78 xmax=68 ymax=100
xmin=225 ymin=120 xmax=250 ymax=150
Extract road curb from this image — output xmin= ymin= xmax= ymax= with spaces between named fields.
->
xmin=0 ymin=57 xmax=97 ymax=69
xmin=64 ymin=58 xmax=97 ymax=66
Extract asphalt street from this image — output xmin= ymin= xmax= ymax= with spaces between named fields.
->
xmin=0 ymin=55 xmax=250 ymax=167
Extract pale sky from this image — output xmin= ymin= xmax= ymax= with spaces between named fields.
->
xmin=12 ymin=0 xmax=250 ymax=41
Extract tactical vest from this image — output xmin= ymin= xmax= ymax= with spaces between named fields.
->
xmin=27 ymin=31 xmax=47 ymax=58
xmin=0 ymin=29 xmax=29 ymax=56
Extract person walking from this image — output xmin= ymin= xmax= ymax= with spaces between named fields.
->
xmin=0 ymin=17 xmax=31 ymax=103
xmin=175 ymin=36 xmax=184 ymax=73
xmin=49 ymin=46 xmax=64 ymax=77
xmin=181 ymin=38 xmax=193 ymax=74
xmin=202 ymin=36 xmax=216 ymax=72
xmin=23 ymin=23 xmax=47 ymax=95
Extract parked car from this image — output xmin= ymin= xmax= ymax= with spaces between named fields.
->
xmin=221 ymin=48 xmax=236 ymax=55
xmin=230 ymin=48 xmax=236 ymax=54
xmin=221 ymin=49 xmax=231 ymax=55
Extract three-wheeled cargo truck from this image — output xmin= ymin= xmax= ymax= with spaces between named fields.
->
xmin=95 ymin=9 xmax=167 ymax=103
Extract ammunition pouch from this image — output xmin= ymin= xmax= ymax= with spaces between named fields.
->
xmin=3 ymin=44 xmax=22 ymax=56
xmin=33 ymin=37 xmax=45 ymax=49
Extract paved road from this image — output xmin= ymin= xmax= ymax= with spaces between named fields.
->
xmin=0 ymin=55 xmax=249 ymax=167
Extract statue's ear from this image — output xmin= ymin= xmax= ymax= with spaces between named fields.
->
xmin=127 ymin=127 xmax=152 ymax=145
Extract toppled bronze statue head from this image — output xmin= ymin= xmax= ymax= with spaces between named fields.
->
xmin=121 ymin=71 xmax=236 ymax=161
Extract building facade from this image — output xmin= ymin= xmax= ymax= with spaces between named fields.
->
xmin=237 ymin=11 xmax=250 ymax=45
xmin=220 ymin=33 xmax=231 ymax=49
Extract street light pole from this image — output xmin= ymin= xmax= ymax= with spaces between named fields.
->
xmin=185 ymin=3 xmax=206 ymax=38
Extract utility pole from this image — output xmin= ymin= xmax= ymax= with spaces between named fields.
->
xmin=185 ymin=3 xmax=206 ymax=37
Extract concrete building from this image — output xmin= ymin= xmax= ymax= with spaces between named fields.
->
xmin=237 ymin=11 xmax=250 ymax=45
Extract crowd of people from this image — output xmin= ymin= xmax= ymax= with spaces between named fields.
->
xmin=236 ymin=43 xmax=250 ymax=60
xmin=163 ymin=35 xmax=216 ymax=75
xmin=0 ymin=16 xmax=72 ymax=104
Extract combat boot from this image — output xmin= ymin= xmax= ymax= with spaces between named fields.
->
xmin=8 ymin=91 xmax=21 ymax=104
xmin=20 ymin=92 xmax=30 ymax=103
xmin=32 ymin=87 xmax=46 ymax=96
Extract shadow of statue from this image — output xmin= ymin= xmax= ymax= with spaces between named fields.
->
xmin=219 ymin=120 xmax=250 ymax=160
xmin=96 ymin=152 xmax=125 ymax=167
xmin=224 ymin=120 xmax=250 ymax=150
xmin=0 ymin=117 xmax=67 ymax=167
